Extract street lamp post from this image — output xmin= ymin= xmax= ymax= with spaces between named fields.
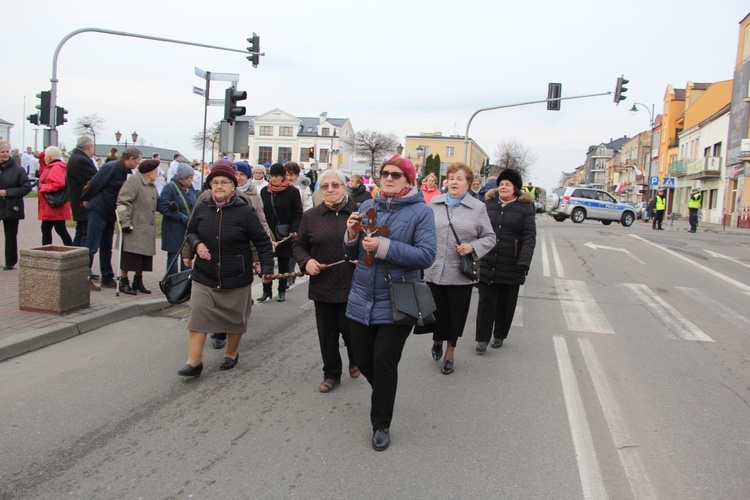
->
xmin=630 ymin=102 xmax=655 ymax=202
xmin=114 ymin=130 xmax=139 ymax=147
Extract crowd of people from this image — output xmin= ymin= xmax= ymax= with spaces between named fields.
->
xmin=1 ymin=139 xmax=539 ymax=453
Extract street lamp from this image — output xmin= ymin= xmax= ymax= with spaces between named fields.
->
xmin=629 ymin=102 xmax=655 ymax=202
xmin=114 ymin=130 xmax=139 ymax=147
xmin=397 ymin=144 xmax=404 ymax=155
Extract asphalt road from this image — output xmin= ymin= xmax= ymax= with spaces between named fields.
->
xmin=1 ymin=216 xmax=749 ymax=499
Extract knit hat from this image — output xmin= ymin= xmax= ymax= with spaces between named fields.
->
xmin=138 ymin=159 xmax=160 ymax=174
xmin=235 ymin=161 xmax=251 ymax=177
xmin=252 ymin=166 xmax=266 ymax=174
xmin=497 ymin=168 xmax=523 ymax=191
xmin=269 ymin=163 xmax=286 ymax=177
xmin=206 ymin=162 xmax=237 ymax=187
xmin=174 ymin=163 xmax=195 ymax=180
xmin=380 ymin=154 xmax=416 ymax=185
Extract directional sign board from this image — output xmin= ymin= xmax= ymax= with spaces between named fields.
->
xmin=663 ymin=177 xmax=675 ymax=188
xmin=649 ymin=176 xmax=659 ymax=186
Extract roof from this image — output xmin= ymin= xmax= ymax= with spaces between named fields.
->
xmin=237 ymin=114 xmax=349 ymax=136
xmin=0 ymin=118 xmax=13 ymax=126
xmin=93 ymin=144 xmax=188 ymax=162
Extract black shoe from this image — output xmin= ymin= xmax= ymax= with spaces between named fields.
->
xmin=118 ymin=277 xmax=137 ymax=295
xmin=372 ymin=428 xmax=390 ymax=451
xmin=491 ymin=338 xmax=504 ymax=349
xmin=178 ymin=363 xmax=203 ymax=377
xmin=2 ymin=265 xmax=15 ymax=270
xmin=132 ymin=275 xmax=151 ymax=294
xmin=276 ymin=291 xmax=286 ymax=302
xmin=476 ymin=342 xmax=487 ymax=353
xmin=257 ymin=292 xmax=271 ymax=303
xmin=212 ymin=338 xmax=226 ymax=350
xmin=219 ymin=353 xmax=239 ymax=370
xmin=431 ymin=343 xmax=443 ymax=361
xmin=441 ymin=359 xmax=454 ymax=375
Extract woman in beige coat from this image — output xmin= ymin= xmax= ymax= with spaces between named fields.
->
xmin=116 ymin=159 xmax=159 ymax=295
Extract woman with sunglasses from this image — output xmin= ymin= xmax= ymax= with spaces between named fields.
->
xmin=344 ymin=154 xmax=436 ymax=451
xmin=293 ymin=169 xmax=359 ymax=393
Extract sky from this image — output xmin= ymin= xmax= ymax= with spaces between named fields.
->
xmin=2 ymin=0 xmax=747 ymax=191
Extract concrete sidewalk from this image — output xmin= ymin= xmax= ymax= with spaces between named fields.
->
xmin=0 ymin=198 xmax=172 ymax=362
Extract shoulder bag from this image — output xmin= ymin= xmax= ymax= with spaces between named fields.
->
xmin=41 ymin=168 xmax=70 ymax=208
xmin=159 ymin=237 xmax=192 ymax=304
xmin=383 ymin=263 xmax=436 ymax=327
xmin=270 ymin=194 xmax=290 ymax=239
xmin=445 ymin=204 xmax=478 ymax=281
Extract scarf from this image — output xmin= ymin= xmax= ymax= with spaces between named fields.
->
xmin=379 ymin=187 xmax=411 ymax=199
xmin=238 ymin=180 xmax=252 ymax=193
xmin=324 ymin=194 xmax=349 ymax=212
xmin=212 ymin=191 xmax=236 ymax=209
xmin=446 ymin=192 xmax=467 ymax=206
xmin=267 ymin=179 xmax=290 ymax=194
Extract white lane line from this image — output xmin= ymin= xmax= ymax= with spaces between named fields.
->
xmin=704 ymin=249 xmax=750 ymax=269
xmin=555 ymin=279 xmax=615 ymax=334
xmin=551 ymin=235 xmax=565 ymax=278
xmin=630 ymin=235 xmax=750 ymax=292
xmin=578 ymin=338 xmax=657 ymax=500
xmin=512 ymin=285 xmax=524 ymax=327
xmin=541 ymin=232 xmax=551 ymax=277
xmin=553 ymin=336 xmax=608 ymax=500
xmin=622 ymin=284 xmax=714 ymax=342
xmin=676 ymin=287 xmax=750 ymax=332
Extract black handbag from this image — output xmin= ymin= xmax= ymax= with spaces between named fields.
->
xmin=159 ymin=239 xmax=192 ymax=304
xmin=383 ymin=264 xmax=436 ymax=327
xmin=445 ymin=205 xmax=478 ymax=281
xmin=44 ymin=189 xmax=70 ymax=208
xmin=270 ymin=193 xmax=291 ymax=240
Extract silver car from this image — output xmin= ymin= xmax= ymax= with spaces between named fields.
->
xmin=547 ymin=187 xmax=636 ymax=227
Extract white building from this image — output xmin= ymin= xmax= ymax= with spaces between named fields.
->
xmin=0 ymin=118 xmax=13 ymax=143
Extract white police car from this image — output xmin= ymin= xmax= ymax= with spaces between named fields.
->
xmin=547 ymin=187 xmax=636 ymax=227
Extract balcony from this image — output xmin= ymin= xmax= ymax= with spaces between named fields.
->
xmin=668 ymin=161 xmax=686 ymax=177
xmin=686 ymin=156 xmax=722 ymax=179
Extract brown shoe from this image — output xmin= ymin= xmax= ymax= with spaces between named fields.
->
xmin=89 ymin=281 xmax=101 ymax=291
xmin=101 ymin=280 xmax=117 ymax=289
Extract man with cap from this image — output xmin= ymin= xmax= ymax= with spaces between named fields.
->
xmin=652 ymin=187 xmax=667 ymax=230
xmin=687 ymin=187 xmax=701 ymax=233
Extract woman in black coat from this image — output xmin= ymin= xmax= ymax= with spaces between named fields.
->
xmin=157 ymin=163 xmax=198 ymax=277
xmin=475 ymin=169 xmax=536 ymax=351
xmin=0 ymin=141 xmax=32 ymax=270
xmin=259 ymin=163 xmax=303 ymax=303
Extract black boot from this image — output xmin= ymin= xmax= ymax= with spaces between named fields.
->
xmin=132 ymin=274 xmax=151 ymax=294
xmin=119 ymin=277 xmax=137 ymax=295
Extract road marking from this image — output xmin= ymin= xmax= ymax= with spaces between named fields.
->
xmin=622 ymin=284 xmax=714 ymax=342
xmin=553 ymin=336 xmax=608 ymax=500
xmin=555 ymin=279 xmax=615 ymax=334
xmin=550 ymin=235 xmax=565 ymax=277
xmin=541 ymin=232 xmax=551 ymax=277
xmin=512 ymin=285 xmax=524 ymax=327
xmin=630 ymin=235 xmax=750 ymax=292
xmin=584 ymin=241 xmax=646 ymax=265
xmin=579 ymin=338 xmax=658 ymax=499
xmin=704 ymin=249 xmax=750 ymax=269
xmin=676 ymin=287 xmax=750 ymax=332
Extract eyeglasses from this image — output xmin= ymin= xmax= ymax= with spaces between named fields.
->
xmin=381 ymin=170 xmax=404 ymax=180
xmin=320 ymin=182 xmax=342 ymax=190
xmin=211 ymin=180 xmax=233 ymax=187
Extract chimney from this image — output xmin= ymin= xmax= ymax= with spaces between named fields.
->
xmin=319 ymin=112 xmax=328 ymax=124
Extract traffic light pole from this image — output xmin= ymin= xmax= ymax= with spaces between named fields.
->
xmin=462 ymin=91 xmax=612 ymax=165
xmin=48 ymin=27 xmax=258 ymax=146
xmin=200 ymin=72 xmax=211 ymax=190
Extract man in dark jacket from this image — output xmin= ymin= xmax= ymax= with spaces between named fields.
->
xmin=66 ymin=136 xmax=98 ymax=249
xmin=0 ymin=141 xmax=32 ymax=270
xmin=81 ymin=146 xmax=141 ymax=289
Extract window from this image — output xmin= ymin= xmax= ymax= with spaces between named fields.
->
xmin=279 ymin=126 xmax=293 ymax=137
xmin=322 ymin=127 xmax=330 ymax=136
xmin=259 ymin=126 xmax=273 ymax=136
xmin=239 ymin=152 xmax=249 ymax=160
xmin=278 ymin=147 xmax=292 ymax=163
xmin=300 ymin=147 xmax=313 ymax=161
xmin=258 ymin=146 xmax=272 ymax=164
xmin=319 ymin=149 xmax=329 ymax=163
xmin=446 ymin=146 xmax=454 ymax=157
xmin=713 ymin=142 xmax=722 ymax=157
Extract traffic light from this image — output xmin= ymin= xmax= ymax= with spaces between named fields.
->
xmin=27 ymin=114 xmax=39 ymax=126
xmin=55 ymin=106 xmax=68 ymax=126
xmin=36 ymin=91 xmax=51 ymax=125
xmin=547 ymin=82 xmax=562 ymax=111
xmin=308 ymin=146 xmax=315 ymax=159
xmin=246 ymin=33 xmax=260 ymax=68
xmin=223 ymin=87 xmax=247 ymax=123
xmin=614 ymin=75 xmax=629 ymax=104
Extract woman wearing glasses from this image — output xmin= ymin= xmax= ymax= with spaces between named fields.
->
xmin=293 ymin=169 xmax=359 ymax=393
xmin=178 ymin=163 xmax=274 ymax=377
xmin=344 ymin=154 xmax=436 ymax=451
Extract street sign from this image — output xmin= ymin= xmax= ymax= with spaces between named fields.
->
xmin=663 ymin=177 xmax=675 ymax=188
xmin=209 ymin=72 xmax=240 ymax=82
xmin=194 ymin=67 xmax=206 ymax=79
xmin=649 ymin=176 xmax=659 ymax=186
xmin=193 ymin=86 xmax=204 ymax=96
xmin=207 ymin=99 xmax=225 ymax=107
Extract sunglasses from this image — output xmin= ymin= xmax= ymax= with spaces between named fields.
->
xmin=320 ymin=182 xmax=342 ymax=190
xmin=380 ymin=170 xmax=404 ymax=180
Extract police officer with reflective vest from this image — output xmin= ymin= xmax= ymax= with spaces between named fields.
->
xmin=524 ymin=183 xmax=539 ymax=201
xmin=652 ymin=188 xmax=666 ymax=230
xmin=688 ymin=188 xmax=701 ymax=233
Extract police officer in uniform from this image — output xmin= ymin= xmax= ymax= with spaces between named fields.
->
xmin=652 ymin=187 xmax=666 ymax=230
xmin=688 ymin=188 xmax=701 ymax=233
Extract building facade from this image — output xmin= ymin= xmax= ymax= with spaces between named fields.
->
xmin=403 ymin=133 xmax=489 ymax=180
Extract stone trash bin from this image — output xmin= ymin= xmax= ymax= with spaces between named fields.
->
xmin=19 ymin=245 xmax=90 ymax=315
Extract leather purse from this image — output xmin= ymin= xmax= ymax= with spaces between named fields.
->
xmin=159 ymin=239 xmax=192 ymax=304
xmin=44 ymin=189 xmax=70 ymax=208
xmin=445 ymin=205 xmax=478 ymax=281
xmin=383 ymin=264 xmax=436 ymax=327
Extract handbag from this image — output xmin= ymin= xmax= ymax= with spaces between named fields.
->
xmin=270 ymin=193 xmax=291 ymax=239
xmin=445 ymin=204 xmax=478 ymax=281
xmin=159 ymin=238 xmax=192 ymax=304
xmin=41 ymin=168 xmax=70 ymax=208
xmin=383 ymin=263 xmax=436 ymax=327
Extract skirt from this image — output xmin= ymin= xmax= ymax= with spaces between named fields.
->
xmin=187 ymin=281 xmax=253 ymax=334
xmin=120 ymin=251 xmax=153 ymax=273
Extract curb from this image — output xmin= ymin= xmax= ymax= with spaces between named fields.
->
xmin=0 ymin=298 xmax=171 ymax=363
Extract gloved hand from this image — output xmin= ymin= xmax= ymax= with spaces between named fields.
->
xmin=121 ymin=226 xmax=133 ymax=233
xmin=517 ymin=265 xmax=529 ymax=276
xmin=168 ymin=201 xmax=179 ymax=212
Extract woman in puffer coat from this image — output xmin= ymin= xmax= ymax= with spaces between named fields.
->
xmin=475 ymin=168 xmax=536 ymax=351
xmin=37 ymin=146 xmax=73 ymax=246
xmin=344 ymin=154 xmax=436 ymax=452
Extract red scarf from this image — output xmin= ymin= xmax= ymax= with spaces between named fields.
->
xmin=379 ymin=187 xmax=411 ymax=199
xmin=267 ymin=179 xmax=290 ymax=194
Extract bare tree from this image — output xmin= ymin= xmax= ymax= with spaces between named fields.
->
xmin=493 ymin=139 xmax=536 ymax=180
xmin=73 ymin=113 xmax=106 ymax=144
xmin=192 ymin=122 xmax=221 ymax=153
xmin=342 ymin=129 xmax=400 ymax=174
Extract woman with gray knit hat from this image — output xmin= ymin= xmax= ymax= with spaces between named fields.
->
xmin=157 ymin=163 xmax=198 ymax=277
xmin=475 ymin=168 xmax=536 ymax=352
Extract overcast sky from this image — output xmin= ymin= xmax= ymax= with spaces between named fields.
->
xmin=2 ymin=1 xmax=746 ymax=190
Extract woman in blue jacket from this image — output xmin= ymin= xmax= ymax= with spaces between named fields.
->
xmin=157 ymin=163 xmax=198 ymax=277
xmin=344 ymin=154 xmax=436 ymax=451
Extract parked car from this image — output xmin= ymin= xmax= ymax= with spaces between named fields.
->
xmin=546 ymin=187 xmax=636 ymax=227
xmin=534 ymin=200 xmax=545 ymax=213
xmin=634 ymin=201 xmax=649 ymax=221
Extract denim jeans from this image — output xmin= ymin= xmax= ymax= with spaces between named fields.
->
xmin=86 ymin=211 xmax=115 ymax=283
xmin=73 ymin=220 xmax=88 ymax=247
